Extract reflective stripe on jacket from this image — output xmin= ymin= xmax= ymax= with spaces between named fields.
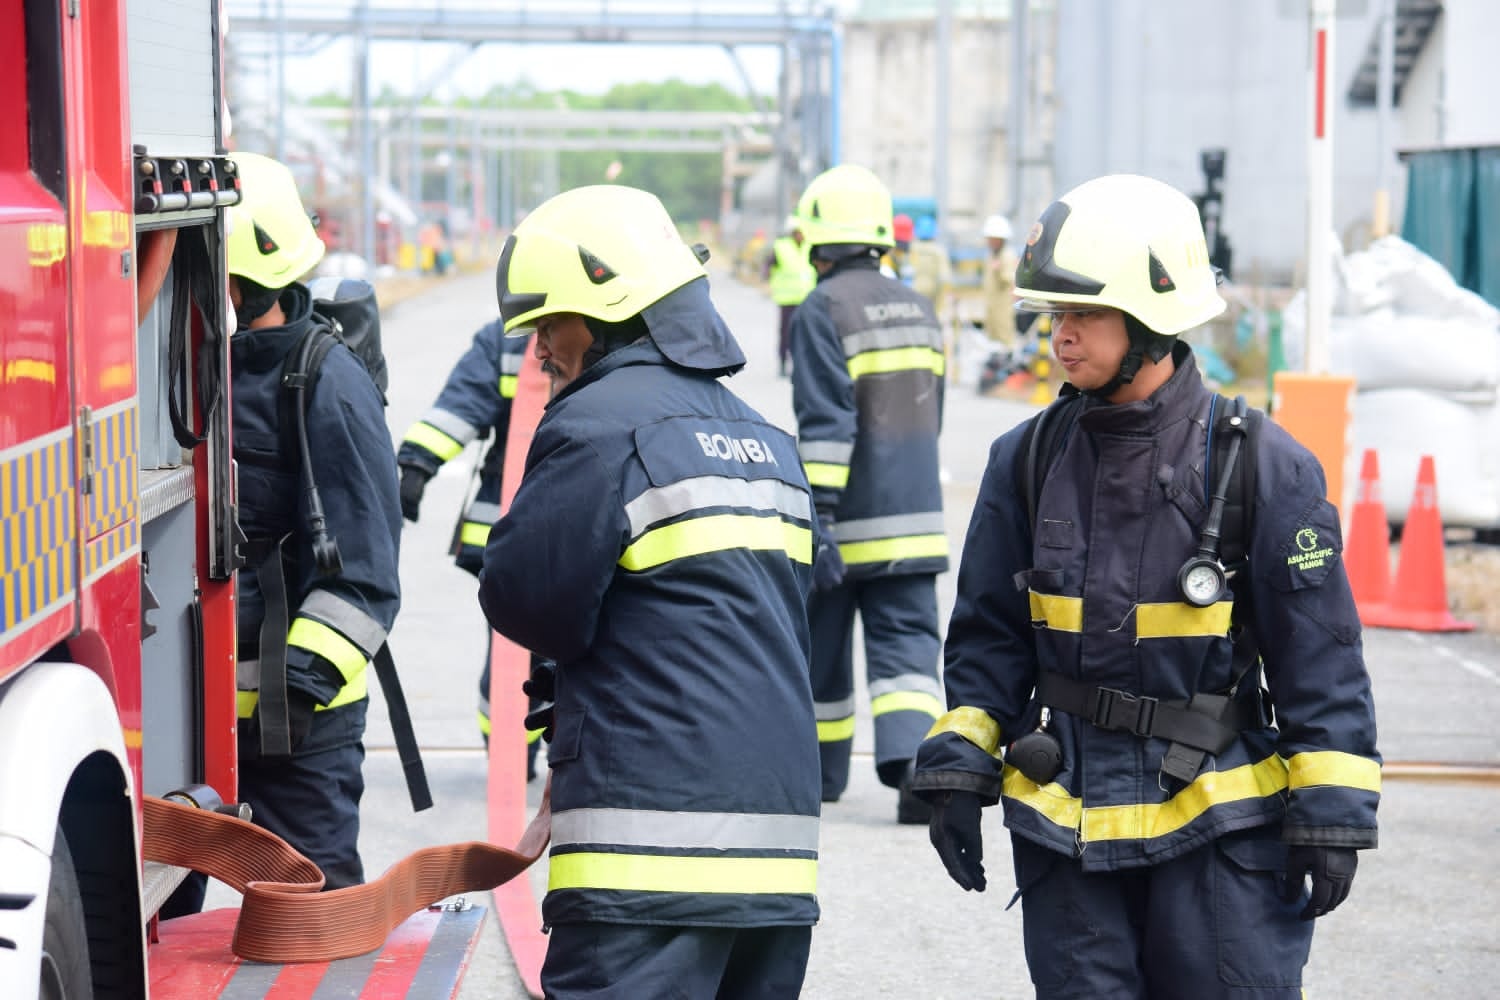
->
xmin=790 ymin=257 xmax=948 ymax=578
xmin=230 ymin=284 xmax=402 ymax=717
xmin=397 ymin=319 xmax=530 ymax=568
xmin=478 ymin=281 xmax=820 ymax=928
xmin=916 ymin=345 xmax=1380 ymax=871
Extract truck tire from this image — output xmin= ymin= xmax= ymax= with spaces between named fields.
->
xmin=40 ymin=829 xmax=94 ymax=1000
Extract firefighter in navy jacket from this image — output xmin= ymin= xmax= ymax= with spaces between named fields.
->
xmin=478 ymin=185 xmax=821 ymax=997
xmin=912 ymin=174 xmax=1381 ymax=998
xmin=789 ymin=164 xmax=948 ymax=822
xmin=395 ymin=321 xmax=544 ymax=767
xmin=226 ymin=153 xmax=402 ymax=889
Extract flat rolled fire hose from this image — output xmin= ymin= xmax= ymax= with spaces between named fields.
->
xmin=141 ymin=784 xmax=551 ymax=963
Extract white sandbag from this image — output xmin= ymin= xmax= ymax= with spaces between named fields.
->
xmin=1347 ymin=388 xmax=1500 ymax=527
xmin=1327 ymin=309 xmax=1499 ymax=395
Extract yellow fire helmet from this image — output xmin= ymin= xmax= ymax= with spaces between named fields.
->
xmin=496 ymin=185 xmax=709 ymax=336
xmin=225 ymin=152 xmax=326 ymax=289
xmin=1014 ymin=173 xmax=1225 ymax=336
xmin=794 ymin=164 xmax=895 ymax=251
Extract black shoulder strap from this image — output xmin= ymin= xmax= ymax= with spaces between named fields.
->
xmin=1215 ymin=394 xmax=1260 ymax=573
xmin=276 ymin=325 xmax=339 ymax=466
xmin=1019 ymin=387 xmax=1085 ymax=534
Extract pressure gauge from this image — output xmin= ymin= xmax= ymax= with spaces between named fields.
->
xmin=1177 ymin=556 xmax=1226 ymax=607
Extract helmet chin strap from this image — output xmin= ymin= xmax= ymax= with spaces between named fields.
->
xmin=1081 ymin=312 xmax=1175 ymax=400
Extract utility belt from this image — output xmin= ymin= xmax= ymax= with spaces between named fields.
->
xmin=240 ymin=534 xmax=432 ymax=811
xmin=1036 ymin=669 xmax=1266 ymax=784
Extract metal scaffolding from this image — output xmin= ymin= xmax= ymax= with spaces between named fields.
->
xmin=225 ymin=1 xmax=838 ymax=263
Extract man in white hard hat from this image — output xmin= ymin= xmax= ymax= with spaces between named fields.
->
xmin=980 ymin=213 xmax=1018 ymax=349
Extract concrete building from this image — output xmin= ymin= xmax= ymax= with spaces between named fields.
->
xmin=837 ymin=0 xmax=1055 ymax=244
xmin=1051 ymin=0 xmax=1499 ymax=284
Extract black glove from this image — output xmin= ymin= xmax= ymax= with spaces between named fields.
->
xmin=286 ymin=690 xmax=319 ymax=753
xmin=1282 ymin=845 xmax=1358 ymax=920
xmin=811 ymin=514 xmax=846 ymax=592
xmin=928 ymin=790 xmax=986 ymax=892
xmin=522 ymin=659 xmax=557 ymax=741
xmin=399 ymin=466 xmax=432 ymax=523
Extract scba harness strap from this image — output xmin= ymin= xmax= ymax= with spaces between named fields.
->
xmin=1018 ymin=388 xmax=1265 ymax=784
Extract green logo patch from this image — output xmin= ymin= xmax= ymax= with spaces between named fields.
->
xmin=1287 ymin=526 xmax=1333 ymax=572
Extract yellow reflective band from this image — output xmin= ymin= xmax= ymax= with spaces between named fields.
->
xmin=478 ymin=710 xmax=492 ymax=737
xmin=619 ymin=514 xmax=812 ymax=571
xmin=460 ymin=521 xmax=491 ymax=548
xmin=1029 ymin=591 xmax=1082 ymax=632
xmin=499 ymin=374 xmax=518 ymax=399
xmin=839 ymin=533 xmax=948 ymax=565
xmin=926 ymin=707 xmax=1002 ymax=756
xmin=803 ymin=462 xmax=850 ymax=488
xmin=1003 ymin=754 xmax=1291 ymax=842
xmin=403 ymin=421 xmax=465 ymax=462
xmin=237 ymin=691 xmax=258 ymax=719
xmin=1135 ymin=601 xmax=1233 ymax=638
xmin=871 ymin=690 xmax=943 ymax=720
xmin=325 ymin=674 xmax=368 ymax=709
xmin=817 ymin=717 xmax=855 ymax=743
xmin=527 ymin=728 xmax=545 ymax=745
xmin=1286 ymin=751 xmax=1382 ymax=793
xmin=287 ymin=617 xmax=370 ymax=683
xmin=846 ymin=346 xmax=945 ymax=380
xmin=548 ymin=852 xmax=817 ymax=896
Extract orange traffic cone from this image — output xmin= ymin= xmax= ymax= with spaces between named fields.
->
xmin=1366 ymin=455 xmax=1474 ymax=632
xmin=1343 ymin=449 xmax=1392 ymax=623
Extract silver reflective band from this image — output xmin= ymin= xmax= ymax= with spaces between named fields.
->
xmin=842 ymin=324 xmax=943 ymax=356
xmin=237 ymin=657 xmax=260 ymax=692
xmin=551 ymin=808 xmax=820 ymax=852
xmin=797 ymin=440 xmax=854 ymax=465
xmin=500 ymin=352 xmax=526 ymax=375
xmin=869 ymin=674 xmax=943 ymax=701
xmin=624 ymin=475 xmax=810 ymax=539
xmin=464 ymin=500 xmax=502 ymax=525
xmin=814 ymin=696 xmax=856 ymax=721
xmin=299 ymin=590 xmax=389 ymax=655
xmin=419 ymin=406 xmax=480 ymax=446
xmin=834 ymin=511 xmax=946 ymax=542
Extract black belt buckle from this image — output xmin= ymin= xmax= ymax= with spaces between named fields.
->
xmin=1093 ymin=686 xmax=1158 ymax=737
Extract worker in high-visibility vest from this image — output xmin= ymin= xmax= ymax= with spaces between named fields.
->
xmin=765 ymin=214 xmax=817 ymax=376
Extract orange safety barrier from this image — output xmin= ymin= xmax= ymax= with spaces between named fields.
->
xmin=1365 ymin=454 xmax=1473 ymax=633
xmin=1344 ymin=449 xmax=1392 ymax=623
xmin=1272 ymin=371 xmax=1355 ymax=519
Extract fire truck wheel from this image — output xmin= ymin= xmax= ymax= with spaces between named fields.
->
xmin=39 ymin=829 xmax=93 ymax=1000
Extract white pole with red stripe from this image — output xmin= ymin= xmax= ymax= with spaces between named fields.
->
xmin=1305 ymin=0 xmax=1336 ymax=375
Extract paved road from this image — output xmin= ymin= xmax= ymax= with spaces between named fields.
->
xmin=232 ymin=267 xmax=1500 ymax=999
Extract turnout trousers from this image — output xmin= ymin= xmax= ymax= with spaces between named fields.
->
xmin=540 ymin=923 xmax=811 ymax=1000
xmin=809 ymin=573 xmax=942 ymax=798
xmin=237 ymin=700 xmax=370 ymax=889
xmin=1011 ymin=827 xmax=1315 ymax=1000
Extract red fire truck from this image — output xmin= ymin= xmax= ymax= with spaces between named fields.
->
xmin=0 ymin=2 xmax=508 ymax=996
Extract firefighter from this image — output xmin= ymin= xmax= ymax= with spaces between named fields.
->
xmin=912 ymin=174 xmax=1381 ymax=997
xmin=226 ymin=152 xmax=402 ymax=889
xmin=789 ymin=164 xmax=948 ymax=823
xmin=395 ymin=322 xmax=547 ymax=777
xmin=764 ymin=214 xmax=816 ymax=377
xmin=479 ymin=184 xmax=821 ymax=996
xmin=979 ymin=213 xmax=1019 ymax=350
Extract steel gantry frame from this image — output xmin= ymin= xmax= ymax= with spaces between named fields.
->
xmin=225 ymin=1 xmax=839 ymax=263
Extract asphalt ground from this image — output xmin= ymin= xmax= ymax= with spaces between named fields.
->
xmin=211 ymin=267 xmax=1500 ymax=999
